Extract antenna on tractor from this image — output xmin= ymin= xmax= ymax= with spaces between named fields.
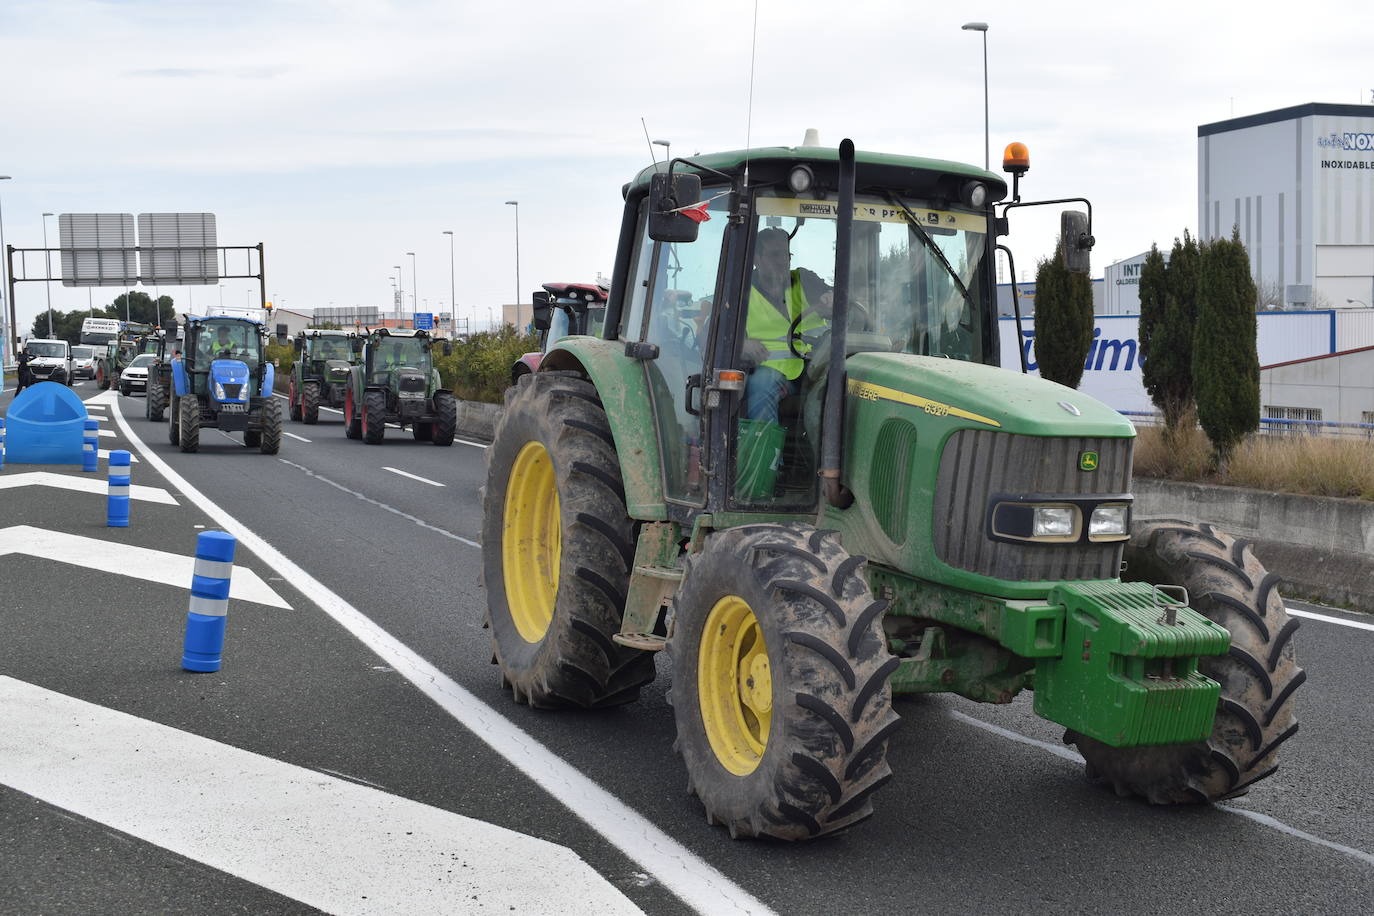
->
xmin=641 ymin=117 xmax=658 ymax=165
xmin=742 ymin=0 xmax=759 ymax=186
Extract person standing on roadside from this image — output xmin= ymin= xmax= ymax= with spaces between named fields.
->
xmin=13 ymin=346 xmax=33 ymax=394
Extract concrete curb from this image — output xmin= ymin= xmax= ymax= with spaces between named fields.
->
xmin=1134 ymin=478 xmax=1374 ymax=611
xmin=453 ymin=399 xmax=502 ymax=441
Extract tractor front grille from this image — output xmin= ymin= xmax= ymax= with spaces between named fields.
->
xmin=398 ymin=372 xmax=427 ymax=393
xmin=221 ymin=383 xmax=243 ymax=399
xmin=933 ymin=429 xmax=1132 ymax=582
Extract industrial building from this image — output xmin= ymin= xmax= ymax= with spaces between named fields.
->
xmin=1198 ymin=102 xmax=1374 ymax=309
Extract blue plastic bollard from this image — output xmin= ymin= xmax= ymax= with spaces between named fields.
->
xmin=82 ymin=419 xmax=99 ymax=472
xmin=181 ymin=531 xmax=237 ymax=672
xmin=0 ymin=416 xmax=6 ymax=469
xmin=106 ymin=450 xmax=132 ymax=527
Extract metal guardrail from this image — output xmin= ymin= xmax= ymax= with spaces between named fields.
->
xmin=1120 ymin=410 xmax=1374 ymax=438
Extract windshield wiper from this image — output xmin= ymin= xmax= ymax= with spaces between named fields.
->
xmin=884 ymin=192 xmax=977 ymax=325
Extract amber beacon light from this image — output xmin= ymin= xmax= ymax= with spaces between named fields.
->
xmin=1002 ymin=142 xmax=1030 ymax=175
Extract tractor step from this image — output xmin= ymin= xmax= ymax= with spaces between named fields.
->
xmin=612 ymin=632 xmax=667 ymax=651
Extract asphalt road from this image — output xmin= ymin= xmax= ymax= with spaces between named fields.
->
xmin=3 ymin=379 xmax=1373 ymax=915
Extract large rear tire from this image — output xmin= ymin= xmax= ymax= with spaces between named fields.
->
xmin=363 ymin=390 xmax=386 ymax=444
xmin=259 ymin=397 xmax=282 ymax=455
xmin=178 ymin=396 xmax=200 ymax=453
xmin=482 ymin=373 xmax=654 ymax=708
xmin=288 ymin=377 xmax=302 ymax=421
xmin=432 ymin=390 xmax=457 ymax=446
xmin=1066 ymin=519 xmax=1304 ymax=803
xmin=344 ymin=387 xmax=361 ymax=440
xmin=168 ymin=394 xmax=181 ymax=445
xmin=670 ymin=524 xmax=899 ymax=840
xmin=302 ymin=381 xmax=320 ymax=425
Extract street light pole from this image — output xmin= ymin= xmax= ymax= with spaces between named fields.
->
xmin=442 ymin=230 xmax=455 ymax=332
xmin=406 ymin=251 xmax=417 ymax=327
xmin=393 ymin=264 xmax=403 ymax=324
xmin=0 ymin=175 xmax=12 ymax=364
xmin=41 ymin=212 xmax=54 ymax=337
xmin=962 ymin=22 xmax=990 ymax=170
xmin=505 ymin=201 xmax=520 ymax=325
xmin=1348 ymin=298 xmax=1370 ymax=308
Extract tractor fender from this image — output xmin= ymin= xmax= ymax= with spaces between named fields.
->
xmin=541 ymin=337 xmax=666 ymax=520
xmin=260 ymin=363 xmax=275 ymax=398
xmin=172 ymin=358 xmax=188 ymax=397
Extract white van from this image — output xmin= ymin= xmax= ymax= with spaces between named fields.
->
xmin=24 ymin=339 xmax=73 ymax=385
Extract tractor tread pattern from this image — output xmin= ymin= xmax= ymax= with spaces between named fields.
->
xmin=302 ymin=380 xmax=320 ymax=425
xmin=670 ymin=523 xmax=900 ymax=841
xmin=1066 ymin=518 xmax=1304 ymax=805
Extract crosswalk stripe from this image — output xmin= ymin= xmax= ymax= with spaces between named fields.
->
xmin=0 ymin=677 xmax=642 ymax=916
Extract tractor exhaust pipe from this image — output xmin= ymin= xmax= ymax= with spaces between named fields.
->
xmin=819 ymin=139 xmax=855 ymax=508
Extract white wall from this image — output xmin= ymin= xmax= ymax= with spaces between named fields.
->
xmin=1261 ymin=348 xmax=1374 ymax=425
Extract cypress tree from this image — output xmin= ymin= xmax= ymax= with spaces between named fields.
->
xmin=1032 ymin=241 xmax=1095 ymax=389
xmin=1193 ymin=229 xmax=1259 ymax=469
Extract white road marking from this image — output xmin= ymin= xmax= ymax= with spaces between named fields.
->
xmin=1287 ymin=607 xmax=1374 ymax=632
xmin=284 ymin=431 xmax=311 ymax=443
xmin=84 ymin=390 xmax=119 ymax=406
xmin=382 ymin=466 xmax=445 ymax=487
xmin=0 ymin=677 xmax=643 ymax=916
xmin=110 ymin=398 xmax=773 ymax=916
xmin=949 ymin=707 xmax=1374 ymax=868
xmin=85 ymin=404 xmax=107 ymax=411
xmin=279 ymin=459 xmax=477 ymax=547
xmin=454 ymin=436 xmax=489 ymax=449
xmin=0 ymin=471 xmax=171 ymax=504
xmin=98 ymin=428 xmax=115 ymax=438
xmin=0 ymin=525 xmax=290 ymax=609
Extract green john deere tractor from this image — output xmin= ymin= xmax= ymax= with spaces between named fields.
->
xmin=289 ymin=328 xmax=361 ymax=424
xmin=341 ymin=327 xmax=458 ymax=445
xmin=481 ymin=139 xmax=1304 ymax=840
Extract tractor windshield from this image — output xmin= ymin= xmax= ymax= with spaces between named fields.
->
xmin=311 ymin=337 xmax=352 ymax=361
xmin=373 ymin=336 xmax=429 ymax=372
xmin=196 ymin=320 xmax=261 ymax=367
xmin=750 ymin=189 xmax=989 ymax=363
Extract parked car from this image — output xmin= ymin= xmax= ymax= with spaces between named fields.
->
xmin=23 ymin=339 xmax=73 ymax=385
xmin=70 ymin=345 xmax=97 ymax=380
xmin=119 ymin=353 xmax=157 ymax=396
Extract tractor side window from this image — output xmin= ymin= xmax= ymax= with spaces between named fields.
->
xmin=619 ymin=203 xmax=653 ymax=341
xmin=643 ymin=191 xmax=729 ymax=505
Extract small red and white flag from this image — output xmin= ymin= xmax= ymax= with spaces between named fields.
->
xmin=673 ymin=200 xmax=712 ymax=224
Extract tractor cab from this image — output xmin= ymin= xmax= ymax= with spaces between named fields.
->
xmin=340 ymin=327 xmax=457 ymax=445
xmin=514 ymin=282 xmax=609 ymax=382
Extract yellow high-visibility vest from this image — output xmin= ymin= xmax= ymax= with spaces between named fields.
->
xmin=745 ymin=271 xmax=825 ymax=381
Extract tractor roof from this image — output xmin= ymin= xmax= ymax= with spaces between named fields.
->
xmin=371 ymin=327 xmax=438 ymax=339
xmin=542 ymin=281 xmax=608 ymax=302
xmin=301 ymin=328 xmax=355 ymax=337
xmin=191 ymin=313 xmax=265 ymax=327
xmin=627 ymin=145 xmax=1007 ymax=201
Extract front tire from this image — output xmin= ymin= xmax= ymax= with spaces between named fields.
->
xmin=482 ymin=373 xmax=654 ymax=708
xmin=147 ymin=382 xmax=167 ymax=421
xmin=302 ymin=381 xmax=320 ymax=425
xmin=1067 ymin=519 xmax=1304 ymax=803
xmin=259 ymin=397 xmax=283 ymax=454
xmin=363 ymin=390 xmax=386 ymax=444
xmin=168 ymin=395 xmax=181 ymax=445
xmin=178 ymin=396 xmax=200 ymax=453
xmin=670 ymin=524 xmax=899 ymax=840
xmin=432 ymin=390 xmax=457 ymax=446
xmin=288 ymin=377 xmax=302 ymax=421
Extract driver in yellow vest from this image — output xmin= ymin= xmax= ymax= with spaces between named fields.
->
xmin=741 ymin=228 xmax=828 ymax=423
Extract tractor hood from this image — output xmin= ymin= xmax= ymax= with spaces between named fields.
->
xmin=209 ymin=359 xmax=251 ymax=403
xmin=844 ymin=353 xmax=1134 ymax=440
xmin=322 ymin=359 xmax=352 ymax=381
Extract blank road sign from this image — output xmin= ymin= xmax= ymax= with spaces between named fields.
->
xmin=58 ymin=214 xmax=137 ymax=286
xmin=138 ymin=212 xmax=219 ymax=285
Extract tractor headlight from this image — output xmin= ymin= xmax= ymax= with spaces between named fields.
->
xmin=213 ymin=381 xmax=227 ymax=400
xmin=1088 ymin=504 xmax=1130 ymax=541
xmin=961 ymin=180 xmax=988 ymax=208
xmin=1032 ymin=506 xmax=1076 ymax=538
xmin=788 ymin=165 xmax=814 ymax=193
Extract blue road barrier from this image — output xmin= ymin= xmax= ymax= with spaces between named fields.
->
xmin=106 ymin=450 xmax=131 ymax=528
xmin=3 ymin=382 xmax=87 ymax=464
xmin=0 ymin=416 xmax=6 ymax=469
xmin=181 ymin=531 xmax=237 ymax=673
xmin=82 ymin=419 xmax=99 ymax=472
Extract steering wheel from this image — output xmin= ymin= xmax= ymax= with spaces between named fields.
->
xmin=786 ymin=298 xmax=873 ymax=359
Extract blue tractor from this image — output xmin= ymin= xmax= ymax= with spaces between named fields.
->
xmin=167 ymin=315 xmax=284 ymax=454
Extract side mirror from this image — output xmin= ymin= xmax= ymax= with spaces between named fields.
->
xmin=275 ymin=323 xmax=289 ymax=345
xmin=292 ymin=337 xmax=304 ymax=354
xmin=647 ymin=171 xmax=703 ymax=243
xmin=350 ymin=337 xmax=364 ymax=355
xmin=163 ymin=318 xmax=179 ymax=337
xmin=531 ymin=291 xmax=553 ymax=331
xmin=442 ymin=339 xmax=453 ymax=356
xmin=1060 ymin=210 xmax=1094 ymax=274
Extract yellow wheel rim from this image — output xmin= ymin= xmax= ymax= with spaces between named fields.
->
xmin=699 ymin=595 xmax=771 ymax=776
xmin=502 ymin=440 xmax=561 ymax=643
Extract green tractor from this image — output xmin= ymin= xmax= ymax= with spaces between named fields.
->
xmin=341 ymin=327 xmax=458 ymax=445
xmin=144 ymin=326 xmax=182 ymax=421
xmin=94 ymin=322 xmax=155 ymax=390
xmin=481 ymin=140 xmax=1304 ymax=839
xmin=288 ymin=328 xmax=361 ymax=424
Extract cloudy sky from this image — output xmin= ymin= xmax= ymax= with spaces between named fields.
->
xmin=2 ymin=0 xmax=1372 ymax=337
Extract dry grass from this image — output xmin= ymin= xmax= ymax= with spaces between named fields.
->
xmin=1134 ymin=414 xmax=1374 ymax=501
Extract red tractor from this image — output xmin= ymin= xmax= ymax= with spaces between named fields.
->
xmin=510 ymin=282 xmax=608 ymax=385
